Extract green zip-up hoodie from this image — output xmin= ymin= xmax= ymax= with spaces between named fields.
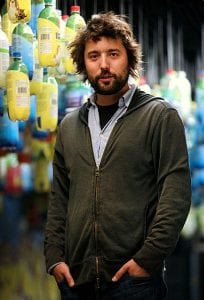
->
xmin=44 ymin=88 xmax=191 ymax=285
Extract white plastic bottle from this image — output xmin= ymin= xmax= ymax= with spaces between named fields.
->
xmin=0 ymin=15 xmax=9 ymax=88
xmin=174 ymin=71 xmax=192 ymax=121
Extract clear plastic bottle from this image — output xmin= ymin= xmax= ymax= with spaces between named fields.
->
xmin=37 ymin=0 xmax=61 ymax=67
xmin=28 ymin=0 xmax=45 ymax=37
xmin=195 ymin=69 xmax=204 ymax=108
xmin=64 ymin=5 xmax=86 ymax=74
xmin=6 ymin=52 xmax=30 ymax=121
xmin=30 ymin=35 xmax=44 ymax=95
xmin=0 ymin=15 xmax=9 ymax=88
xmin=64 ymin=75 xmax=84 ymax=113
xmin=1 ymin=3 xmax=16 ymax=44
xmin=0 ymin=94 xmax=20 ymax=148
xmin=174 ymin=70 xmax=192 ymax=121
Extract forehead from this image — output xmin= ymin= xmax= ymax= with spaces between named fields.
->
xmin=84 ymin=36 xmax=126 ymax=52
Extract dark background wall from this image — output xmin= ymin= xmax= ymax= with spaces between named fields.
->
xmin=58 ymin=0 xmax=204 ymax=92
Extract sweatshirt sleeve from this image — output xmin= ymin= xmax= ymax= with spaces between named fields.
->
xmin=44 ymin=125 xmax=70 ymax=272
xmin=133 ymin=106 xmax=191 ymax=275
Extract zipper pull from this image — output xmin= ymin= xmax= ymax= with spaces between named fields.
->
xmin=95 ymin=169 xmax=99 ymax=177
xmin=96 ymin=276 xmax=100 ymax=289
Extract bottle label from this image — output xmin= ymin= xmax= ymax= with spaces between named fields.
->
xmin=16 ymin=79 xmax=30 ymax=107
xmin=6 ymin=70 xmax=30 ymax=120
xmin=50 ymin=92 xmax=58 ymax=116
xmin=0 ymin=42 xmax=9 ymax=72
xmin=38 ymin=18 xmax=60 ymax=66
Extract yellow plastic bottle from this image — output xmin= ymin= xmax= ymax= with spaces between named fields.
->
xmin=64 ymin=5 xmax=86 ymax=74
xmin=36 ymin=68 xmax=58 ymax=131
xmin=6 ymin=52 xmax=30 ymax=121
xmin=37 ymin=0 xmax=61 ymax=67
xmin=7 ymin=0 xmax=31 ymax=24
xmin=34 ymin=155 xmax=50 ymax=193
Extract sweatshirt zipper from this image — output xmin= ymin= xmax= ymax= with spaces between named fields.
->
xmin=94 ymin=168 xmax=100 ymax=288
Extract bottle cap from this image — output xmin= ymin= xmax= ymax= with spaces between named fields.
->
xmin=13 ymin=52 xmax=22 ymax=58
xmin=70 ymin=5 xmax=80 ymax=13
xmin=44 ymin=0 xmax=53 ymax=4
xmin=62 ymin=14 xmax=69 ymax=21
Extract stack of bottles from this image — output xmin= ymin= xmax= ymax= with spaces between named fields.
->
xmin=0 ymin=0 xmax=92 ymax=194
xmin=185 ymin=69 xmax=204 ymax=238
xmin=152 ymin=68 xmax=204 ymax=239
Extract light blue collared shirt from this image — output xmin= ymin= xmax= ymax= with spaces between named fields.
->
xmin=88 ymin=84 xmax=137 ymax=167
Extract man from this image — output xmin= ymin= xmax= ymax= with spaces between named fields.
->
xmin=44 ymin=12 xmax=191 ymax=300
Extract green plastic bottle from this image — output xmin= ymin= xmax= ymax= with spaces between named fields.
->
xmin=37 ymin=0 xmax=60 ymax=67
xmin=12 ymin=23 xmax=34 ymax=80
xmin=64 ymin=5 xmax=86 ymax=74
xmin=6 ymin=52 xmax=30 ymax=121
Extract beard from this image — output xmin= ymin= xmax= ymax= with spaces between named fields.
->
xmin=87 ymin=70 xmax=129 ymax=95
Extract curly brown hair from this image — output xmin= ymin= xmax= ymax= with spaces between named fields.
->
xmin=69 ymin=11 xmax=142 ymax=80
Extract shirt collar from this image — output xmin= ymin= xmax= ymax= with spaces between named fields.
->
xmin=89 ymin=84 xmax=137 ymax=108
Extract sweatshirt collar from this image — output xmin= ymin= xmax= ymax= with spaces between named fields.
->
xmin=89 ymin=84 xmax=137 ymax=109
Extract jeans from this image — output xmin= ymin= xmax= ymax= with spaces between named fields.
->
xmin=57 ymin=274 xmax=167 ymax=300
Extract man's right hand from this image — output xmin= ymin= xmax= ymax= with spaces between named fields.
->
xmin=52 ymin=262 xmax=75 ymax=287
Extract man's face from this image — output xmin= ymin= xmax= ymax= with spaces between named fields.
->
xmin=84 ymin=37 xmax=129 ymax=95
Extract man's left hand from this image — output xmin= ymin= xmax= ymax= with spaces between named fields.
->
xmin=112 ymin=259 xmax=150 ymax=282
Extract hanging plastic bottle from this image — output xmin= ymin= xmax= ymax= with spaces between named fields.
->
xmin=174 ymin=70 xmax=192 ymax=121
xmin=20 ymin=162 xmax=33 ymax=192
xmin=138 ymin=76 xmax=151 ymax=94
xmin=0 ymin=15 xmax=10 ymax=88
xmin=37 ymin=0 xmax=61 ymax=67
xmin=63 ymin=75 xmax=84 ymax=113
xmin=1 ymin=3 xmax=16 ymax=44
xmin=33 ymin=155 xmax=50 ymax=192
xmin=53 ymin=10 xmax=66 ymax=76
xmin=7 ymin=0 xmax=31 ymax=23
xmin=30 ymin=35 xmax=44 ymax=95
xmin=4 ymin=153 xmax=21 ymax=193
xmin=60 ymin=14 xmax=69 ymax=74
xmin=36 ymin=67 xmax=58 ymax=131
xmin=28 ymin=0 xmax=45 ymax=37
xmin=195 ymin=69 xmax=204 ymax=108
xmin=12 ymin=22 xmax=34 ymax=80
xmin=0 ymin=94 xmax=19 ymax=149
xmin=64 ymin=5 xmax=86 ymax=74
xmin=6 ymin=51 xmax=30 ymax=121
xmin=0 ymin=88 xmax=4 ymax=116
xmin=160 ymin=68 xmax=177 ymax=104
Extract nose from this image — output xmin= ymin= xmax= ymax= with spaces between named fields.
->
xmin=100 ymin=54 xmax=109 ymax=70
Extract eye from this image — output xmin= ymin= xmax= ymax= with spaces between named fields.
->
xmin=109 ymin=51 xmax=119 ymax=57
xmin=88 ymin=53 xmax=99 ymax=61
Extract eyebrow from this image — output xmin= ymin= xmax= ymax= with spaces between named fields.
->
xmin=87 ymin=49 xmax=120 ymax=55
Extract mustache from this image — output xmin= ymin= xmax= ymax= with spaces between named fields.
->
xmin=96 ymin=71 xmax=116 ymax=80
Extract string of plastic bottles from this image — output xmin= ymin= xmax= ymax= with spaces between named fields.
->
xmin=0 ymin=0 xmax=91 ymax=193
